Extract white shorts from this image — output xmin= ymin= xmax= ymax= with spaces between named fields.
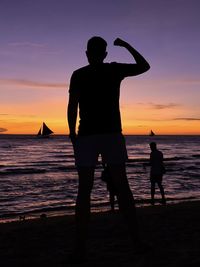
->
xmin=73 ymin=133 xmax=128 ymax=167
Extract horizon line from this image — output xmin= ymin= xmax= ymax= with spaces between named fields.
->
xmin=0 ymin=133 xmax=199 ymax=136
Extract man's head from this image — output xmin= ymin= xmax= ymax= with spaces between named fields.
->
xmin=149 ymin=142 xmax=157 ymax=151
xmin=86 ymin=36 xmax=107 ymax=64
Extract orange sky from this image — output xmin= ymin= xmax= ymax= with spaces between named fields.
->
xmin=0 ymin=1 xmax=200 ymax=135
xmin=1 ymin=79 xmax=199 ymax=135
xmin=0 ymin=77 xmax=200 ymax=134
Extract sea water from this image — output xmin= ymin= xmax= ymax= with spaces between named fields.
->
xmin=0 ymin=134 xmax=200 ymax=222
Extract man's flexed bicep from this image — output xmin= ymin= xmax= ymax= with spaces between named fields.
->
xmin=114 ymin=38 xmax=150 ymax=76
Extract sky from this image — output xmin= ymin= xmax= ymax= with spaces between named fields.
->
xmin=0 ymin=0 xmax=200 ymax=135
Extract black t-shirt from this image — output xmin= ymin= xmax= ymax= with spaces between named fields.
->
xmin=69 ymin=62 xmax=134 ymax=135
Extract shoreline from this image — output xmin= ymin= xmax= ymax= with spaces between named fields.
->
xmin=1 ymin=198 xmax=200 ymax=225
xmin=0 ymin=200 xmax=200 ymax=266
xmin=1 ymin=196 xmax=200 ymax=224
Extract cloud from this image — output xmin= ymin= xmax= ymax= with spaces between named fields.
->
xmin=173 ymin=118 xmax=200 ymax=121
xmin=8 ymin=42 xmax=46 ymax=49
xmin=138 ymin=102 xmax=181 ymax=110
xmin=7 ymin=42 xmax=62 ymax=55
xmin=137 ymin=125 xmax=147 ymax=128
xmin=174 ymin=79 xmax=200 ymax=85
xmin=0 ymin=79 xmax=67 ymax=89
xmin=150 ymin=103 xmax=180 ymax=110
xmin=0 ymin=128 xmax=8 ymax=133
xmin=0 ymin=114 xmax=38 ymax=119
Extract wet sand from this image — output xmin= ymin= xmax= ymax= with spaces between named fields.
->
xmin=0 ymin=201 xmax=200 ymax=266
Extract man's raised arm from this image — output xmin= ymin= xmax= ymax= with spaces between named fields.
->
xmin=114 ymin=38 xmax=150 ymax=75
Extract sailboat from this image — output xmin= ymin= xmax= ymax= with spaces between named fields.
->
xmin=37 ymin=122 xmax=54 ymax=138
xmin=149 ymin=130 xmax=155 ymax=136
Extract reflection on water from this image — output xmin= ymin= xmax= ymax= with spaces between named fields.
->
xmin=0 ymin=134 xmax=200 ymax=222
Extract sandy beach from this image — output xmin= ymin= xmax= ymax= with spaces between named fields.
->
xmin=0 ymin=201 xmax=200 ymax=267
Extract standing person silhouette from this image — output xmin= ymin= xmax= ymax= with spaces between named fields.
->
xmin=67 ymin=36 xmax=150 ymax=263
xmin=149 ymin=142 xmax=166 ymax=205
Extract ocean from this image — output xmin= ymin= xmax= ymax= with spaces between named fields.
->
xmin=0 ymin=134 xmax=200 ymax=222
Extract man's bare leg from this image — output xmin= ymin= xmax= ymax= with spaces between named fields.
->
xmin=157 ymin=181 xmax=166 ymax=204
xmin=73 ymin=167 xmax=95 ymax=260
xmin=151 ymin=181 xmax=155 ymax=205
xmin=108 ymin=164 xmax=140 ymax=243
xmin=109 ymin=192 xmax=115 ymax=212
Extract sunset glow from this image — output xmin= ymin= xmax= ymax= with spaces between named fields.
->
xmin=0 ymin=0 xmax=199 ymax=135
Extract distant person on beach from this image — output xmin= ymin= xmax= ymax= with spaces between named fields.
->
xmin=149 ymin=142 xmax=166 ymax=205
xmin=67 ymin=36 xmax=150 ymax=263
xmin=101 ymin=164 xmax=117 ymax=212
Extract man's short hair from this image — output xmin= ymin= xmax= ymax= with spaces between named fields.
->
xmin=87 ymin=36 xmax=107 ymax=53
xmin=150 ymin=142 xmax=157 ymax=149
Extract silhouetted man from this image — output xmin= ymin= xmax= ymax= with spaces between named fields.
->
xmin=149 ymin=142 xmax=166 ymax=205
xmin=67 ymin=36 xmax=150 ymax=262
